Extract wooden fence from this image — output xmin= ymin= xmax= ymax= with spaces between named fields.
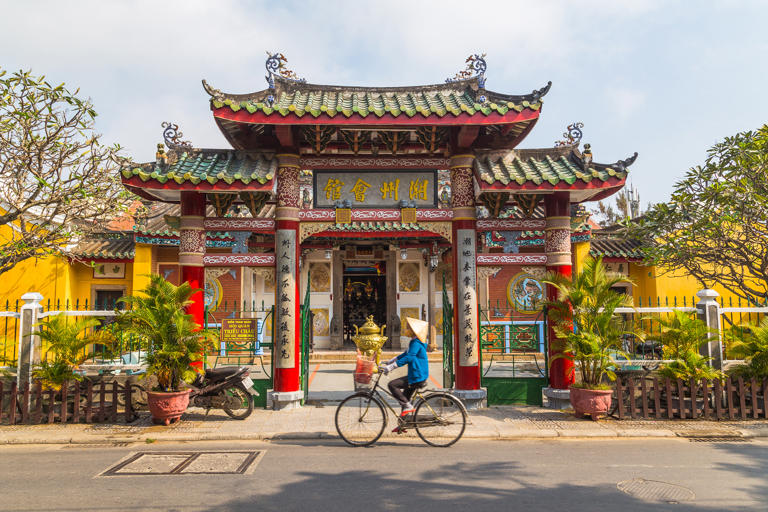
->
xmin=0 ymin=380 xmax=140 ymax=425
xmin=614 ymin=376 xmax=768 ymax=420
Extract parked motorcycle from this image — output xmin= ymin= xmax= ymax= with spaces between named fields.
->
xmin=190 ymin=366 xmax=258 ymax=420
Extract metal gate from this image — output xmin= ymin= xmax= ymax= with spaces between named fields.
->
xmin=479 ymin=305 xmax=549 ymax=406
xmin=441 ymin=277 xmax=454 ymax=389
xmin=299 ymin=275 xmax=312 ymax=404
xmin=204 ymin=303 xmax=275 ymax=409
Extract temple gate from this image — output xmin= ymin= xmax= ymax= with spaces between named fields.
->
xmin=120 ymin=53 xmax=636 ymax=409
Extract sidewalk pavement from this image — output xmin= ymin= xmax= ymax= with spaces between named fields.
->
xmin=2 ymin=404 xmax=768 ymax=445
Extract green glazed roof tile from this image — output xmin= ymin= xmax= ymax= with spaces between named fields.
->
xmin=475 ymin=148 xmax=632 ymax=187
xmin=122 ymin=149 xmax=277 ymax=187
xmin=589 ymin=237 xmax=645 ymax=260
xmin=327 ymin=222 xmax=428 ymax=232
xmin=72 ymin=235 xmax=135 ymax=260
xmin=205 ymin=77 xmax=551 ymax=120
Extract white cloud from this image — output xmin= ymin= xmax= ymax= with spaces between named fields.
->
xmin=604 ymin=87 xmax=647 ymax=121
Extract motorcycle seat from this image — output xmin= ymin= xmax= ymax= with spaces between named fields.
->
xmin=205 ymin=366 xmax=243 ymax=382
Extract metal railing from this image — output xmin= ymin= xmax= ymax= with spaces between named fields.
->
xmin=1 ymin=300 xmax=20 ymax=367
xmin=720 ymin=305 xmax=768 ymax=361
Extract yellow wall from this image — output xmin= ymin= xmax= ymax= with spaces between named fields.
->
xmin=572 ymin=241 xmax=590 ymax=275
xmin=131 ymin=244 xmax=153 ymax=295
xmin=629 ymin=262 xmax=750 ymax=307
xmin=69 ymin=262 xmax=134 ymax=305
xmin=577 ymin=236 xmax=749 ymax=307
xmin=0 ymin=221 xmax=73 ymax=301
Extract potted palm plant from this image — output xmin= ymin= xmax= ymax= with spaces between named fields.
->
xmin=117 ymin=275 xmax=215 ymax=425
xmin=545 ymin=257 xmax=636 ymax=419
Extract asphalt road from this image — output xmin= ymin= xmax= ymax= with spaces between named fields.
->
xmin=0 ymin=438 xmax=766 ymax=511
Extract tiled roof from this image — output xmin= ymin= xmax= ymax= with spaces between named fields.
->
xmin=475 ymin=148 xmax=631 ymax=187
xmin=71 ymin=235 xmax=135 ymax=260
xmin=122 ymin=148 xmax=277 ymax=186
xmin=204 ymin=77 xmax=550 ymax=120
xmin=131 ymin=202 xmax=274 ymax=237
xmin=325 ymin=222 xmax=429 ymax=232
xmin=590 ymin=237 xmax=645 ymax=259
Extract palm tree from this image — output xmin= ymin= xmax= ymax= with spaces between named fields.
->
xmin=117 ymin=275 xmax=215 ymax=392
xmin=544 ymin=256 xmax=635 ymax=389
xmin=32 ymin=314 xmax=105 ymax=390
xmin=654 ymin=309 xmax=712 ymax=360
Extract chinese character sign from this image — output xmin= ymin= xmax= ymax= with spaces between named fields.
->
xmin=457 ymin=229 xmax=478 ymax=366
xmin=275 ymin=229 xmax=297 ymax=369
xmin=314 ymin=170 xmax=436 ymax=208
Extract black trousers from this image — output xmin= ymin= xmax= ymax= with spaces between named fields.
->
xmin=387 ymin=376 xmax=426 ymax=406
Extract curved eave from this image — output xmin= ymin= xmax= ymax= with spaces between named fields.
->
xmin=478 ymin=176 xmax=627 ymax=191
xmin=73 ymin=256 xmax=134 ymax=263
xmin=212 ymin=104 xmax=541 ymax=126
xmin=478 ymin=177 xmax=627 ymax=203
xmin=122 ymin=176 xmax=273 ymax=203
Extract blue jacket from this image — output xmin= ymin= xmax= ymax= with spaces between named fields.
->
xmin=395 ymin=338 xmax=429 ymax=384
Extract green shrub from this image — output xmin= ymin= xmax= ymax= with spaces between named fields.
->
xmin=728 ymin=318 xmax=768 ymax=379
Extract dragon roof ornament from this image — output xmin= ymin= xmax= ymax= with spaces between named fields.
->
xmin=161 ymin=122 xmax=192 ymax=149
xmin=555 ymin=122 xmax=584 ymax=147
xmin=446 ymin=53 xmax=488 ymax=88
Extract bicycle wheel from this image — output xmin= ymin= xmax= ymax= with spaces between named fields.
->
xmin=335 ymin=392 xmax=386 ymax=447
xmin=414 ymin=393 xmax=467 ymax=447
xmin=222 ymin=384 xmax=254 ymax=420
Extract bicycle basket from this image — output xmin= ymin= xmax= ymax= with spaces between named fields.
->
xmin=353 ymin=355 xmax=375 ymax=385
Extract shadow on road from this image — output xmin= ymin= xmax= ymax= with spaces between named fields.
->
xmin=204 ymin=456 xmax=759 ymax=512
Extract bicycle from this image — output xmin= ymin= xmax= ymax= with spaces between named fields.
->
xmin=334 ymin=368 xmax=468 ymax=447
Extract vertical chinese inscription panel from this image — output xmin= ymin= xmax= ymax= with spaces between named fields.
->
xmin=456 ymin=229 xmax=478 ymax=366
xmin=275 ymin=229 xmax=297 ymax=369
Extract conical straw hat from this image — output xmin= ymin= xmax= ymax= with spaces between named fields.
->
xmin=406 ymin=317 xmax=429 ymax=344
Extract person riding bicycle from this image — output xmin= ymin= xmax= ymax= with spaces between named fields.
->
xmin=379 ymin=317 xmax=429 ymax=417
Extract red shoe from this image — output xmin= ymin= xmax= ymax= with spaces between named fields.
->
xmin=392 ymin=426 xmax=407 ymax=434
xmin=400 ymin=405 xmax=415 ymax=417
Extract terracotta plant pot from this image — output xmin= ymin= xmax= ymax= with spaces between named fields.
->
xmin=569 ymin=386 xmax=613 ymax=420
xmin=147 ymin=389 xmax=191 ymax=425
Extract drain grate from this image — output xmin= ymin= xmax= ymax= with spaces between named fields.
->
xmin=686 ymin=436 xmax=750 ymax=443
xmin=617 ymin=478 xmax=695 ymax=503
xmin=63 ymin=443 xmax=132 ymax=449
xmin=100 ymin=451 xmax=263 ymax=476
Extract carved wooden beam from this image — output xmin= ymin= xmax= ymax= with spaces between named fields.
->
xmin=203 ymin=254 xmax=275 ymax=266
xmin=476 ymin=254 xmax=547 ymax=265
xmin=475 ymin=219 xmax=546 ymax=231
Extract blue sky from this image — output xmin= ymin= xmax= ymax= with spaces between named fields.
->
xmin=1 ymin=0 xmax=766 ymax=205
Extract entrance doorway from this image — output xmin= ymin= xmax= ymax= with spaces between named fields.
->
xmin=342 ymin=261 xmax=387 ymax=347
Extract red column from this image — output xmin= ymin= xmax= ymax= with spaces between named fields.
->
xmin=273 ymin=153 xmax=301 ymax=395
xmin=544 ymin=191 xmax=574 ymax=389
xmin=450 ymin=154 xmax=481 ymax=390
xmin=179 ymin=191 xmax=206 ymax=370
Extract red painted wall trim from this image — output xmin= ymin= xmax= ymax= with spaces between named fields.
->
xmin=213 ymin=106 xmax=540 ymax=127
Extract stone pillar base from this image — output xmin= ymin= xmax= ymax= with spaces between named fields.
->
xmin=451 ymin=388 xmax=487 ymax=410
xmin=542 ymin=387 xmax=572 ymax=410
xmin=269 ymin=390 xmax=303 ymax=411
